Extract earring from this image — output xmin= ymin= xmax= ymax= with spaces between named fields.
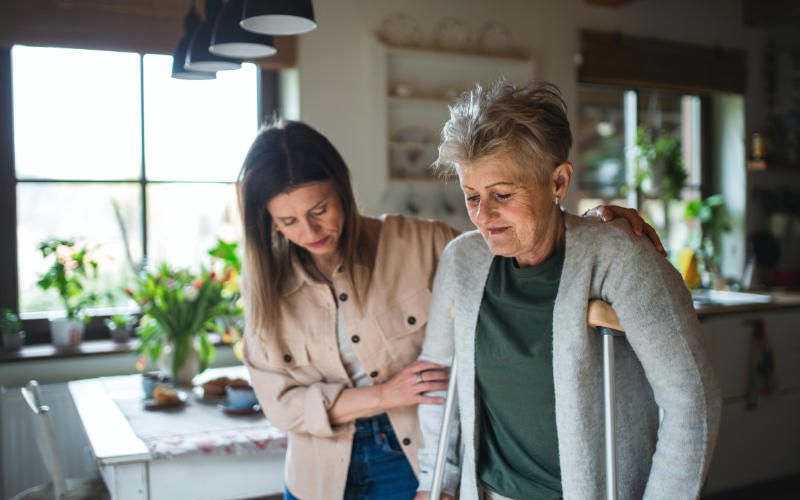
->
xmin=553 ymin=196 xmax=560 ymax=206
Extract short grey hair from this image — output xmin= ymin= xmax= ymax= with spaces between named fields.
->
xmin=435 ymin=81 xmax=572 ymax=184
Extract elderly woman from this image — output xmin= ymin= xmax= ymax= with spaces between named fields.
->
xmin=416 ymin=83 xmax=722 ymax=500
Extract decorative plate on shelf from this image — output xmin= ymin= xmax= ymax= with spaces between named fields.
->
xmin=391 ymin=126 xmax=435 ymax=145
xmin=378 ymin=13 xmax=421 ymax=47
xmin=435 ymin=18 xmax=472 ymax=51
xmin=390 ymin=142 xmax=438 ymax=178
xmin=478 ymin=22 xmax=514 ymax=55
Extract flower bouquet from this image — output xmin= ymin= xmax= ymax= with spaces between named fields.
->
xmin=127 ymin=263 xmax=233 ymax=385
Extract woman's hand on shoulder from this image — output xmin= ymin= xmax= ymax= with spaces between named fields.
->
xmin=583 ymin=205 xmax=666 ymax=256
xmin=414 ymin=491 xmax=454 ymax=500
xmin=378 ymin=360 xmax=449 ymax=410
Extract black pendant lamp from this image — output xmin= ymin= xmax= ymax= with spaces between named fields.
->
xmin=172 ymin=3 xmax=216 ymax=80
xmin=211 ymin=0 xmax=277 ymax=58
xmin=185 ymin=0 xmax=242 ymax=72
xmin=241 ymin=0 xmax=317 ymax=36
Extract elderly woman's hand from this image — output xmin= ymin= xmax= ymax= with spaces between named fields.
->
xmin=583 ymin=205 xmax=666 ymax=256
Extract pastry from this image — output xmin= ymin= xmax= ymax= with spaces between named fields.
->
xmin=152 ymin=384 xmax=180 ymax=405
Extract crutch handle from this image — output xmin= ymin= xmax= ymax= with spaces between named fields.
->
xmin=588 ymin=300 xmax=624 ymax=333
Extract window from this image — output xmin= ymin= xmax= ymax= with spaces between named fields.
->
xmin=576 ymin=84 xmax=703 ymax=256
xmin=9 ymin=46 xmax=259 ymax=320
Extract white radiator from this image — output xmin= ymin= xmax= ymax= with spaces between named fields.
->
xmin=1 ymin=383 xmax=97 ymax=499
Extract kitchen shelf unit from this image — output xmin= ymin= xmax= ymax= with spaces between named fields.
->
xmin=372 ymin=41 xmax=534 ymax=229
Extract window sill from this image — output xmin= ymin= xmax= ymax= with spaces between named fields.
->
xmin=0 ymin=334 xmax=229 ymax=364
xmin=0 ymin=339 xmax=139 ymax=363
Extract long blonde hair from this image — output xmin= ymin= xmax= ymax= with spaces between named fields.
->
xmin=237 ymin=119 xmax=376 ymax=340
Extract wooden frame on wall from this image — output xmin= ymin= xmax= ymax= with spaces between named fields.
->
xmin=579 ymin=29 xmax=747 ymax=95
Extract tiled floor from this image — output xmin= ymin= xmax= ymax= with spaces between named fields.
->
xmin=703 ymin=475 xmax=800 ymax=500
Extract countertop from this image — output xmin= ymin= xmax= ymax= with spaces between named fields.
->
xmin=694 ymin=290 xmax=800 ymax=317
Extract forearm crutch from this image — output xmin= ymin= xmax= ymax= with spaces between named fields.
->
xmin=588 ymin=300 xmax=625 ymax=500
xmin=430 ymin=357 xmax=458 ymax=500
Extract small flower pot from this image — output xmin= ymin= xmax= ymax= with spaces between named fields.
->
xmin=108 ymin=325 xmax=131 ymax=343
xmin=1 ymin=330 xmax=25 ymax=351
xmin=49 ymin=318 xmax=84 ymax=347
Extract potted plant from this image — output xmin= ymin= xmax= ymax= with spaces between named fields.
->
xmin=634 ymin=127 xmax=687 ymax=238
xmin=207 ymin=239 xmax=244 ymax=353
xmin=36 ymin=238 xmax=99 ymax=347
xmin=684 ymin=194 xmax=731 ymax=288
xmin=105 ymin=313 xmax=135 ymax=343
xmin=127 ymin=263 xmax=232 ymax=386
xmin=0 ymin=308 xmax=26 ymax=351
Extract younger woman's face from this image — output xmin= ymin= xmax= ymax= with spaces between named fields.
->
xmin=267 ymin=180 xmax=345 ymax=261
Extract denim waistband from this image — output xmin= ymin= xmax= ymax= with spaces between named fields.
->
xmin=353 ymin=413 xmax=392 ymax=434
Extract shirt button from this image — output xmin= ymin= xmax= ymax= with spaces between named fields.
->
xmin=351 ymin=335 xmax=360 ymax=343
xmin=407 ymin=316 xmax=416 ymax=325
xmin=283 ymin=354 xmax=292 ymax=363
xmin=370 ymin=371 xmax=379 ymax=378
xmin=402 ymin=438 xmax=411 ymax=446
xmin=339 ymin=293 xmax=348 ymax=302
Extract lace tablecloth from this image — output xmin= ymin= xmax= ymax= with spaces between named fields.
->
xmin=102 ymin=367 xmax=287 ymax=460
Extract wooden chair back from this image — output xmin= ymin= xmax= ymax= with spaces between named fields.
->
xmin=20 ymin=381 xmax=67 ymax=499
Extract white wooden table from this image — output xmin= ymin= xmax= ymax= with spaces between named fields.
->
xmin=68 ymin=366 xmax=286 ymax=500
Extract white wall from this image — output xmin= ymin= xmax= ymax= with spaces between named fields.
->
xmin=294 ymin=0 xmax=767 ymax=215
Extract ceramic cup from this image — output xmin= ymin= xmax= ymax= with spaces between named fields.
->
xmin=226 ymin=384 xmax=258 ymax=410
xmin=142 ymin=372 xmax=170 ymax=399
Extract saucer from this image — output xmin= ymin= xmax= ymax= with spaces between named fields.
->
xmin=218 ymin=402 xmax=262 ymax=416
xmin=143 ymin=389 xmax=188 ymax=411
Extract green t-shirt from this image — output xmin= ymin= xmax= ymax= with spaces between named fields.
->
xmin=476 ymin=246 xmax=565 ymax=500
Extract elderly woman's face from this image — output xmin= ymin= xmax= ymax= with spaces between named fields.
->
xmin=457 ymin=154 xmax=571 ymax=266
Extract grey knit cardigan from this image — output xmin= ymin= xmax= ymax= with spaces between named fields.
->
xmin=417 ymin=214 xmax=722 ymax=500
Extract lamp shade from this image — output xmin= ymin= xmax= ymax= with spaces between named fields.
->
xmin=211 ymin=0 xmax=277 ymax=58
xmin=185 ymin=0 xmax=242 ymax=72
xmin=241 ymin=0 xmax=317 ymax=36
xmin=172 ymin=4 xmax=216 ymax=80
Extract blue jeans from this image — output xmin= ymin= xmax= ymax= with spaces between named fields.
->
xmin=285 ymin=413 xmax=418 ymax=500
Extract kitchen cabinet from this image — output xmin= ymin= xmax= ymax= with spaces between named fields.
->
xmin=700 ymin=308 xmax=800 ymax=493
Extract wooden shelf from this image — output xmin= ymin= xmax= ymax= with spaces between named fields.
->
xmin=747 ymin=160 xmax=800 ymax=173
xmin=383 ymin=43 xmax=529 ymax=63
xmin=388 ymin=95 xmax=452 ymax=106
xmin=388 ymin=174 xmax=440 ymax=182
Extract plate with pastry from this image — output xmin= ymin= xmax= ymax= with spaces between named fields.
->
xmin=194 ymin=376 xmax=249 ymax=403
xmin=144 ymin=384 xmax=188 ymax=411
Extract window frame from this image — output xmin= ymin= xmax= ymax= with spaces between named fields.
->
xmin=0 ymin=46 xmax=279 ymax=344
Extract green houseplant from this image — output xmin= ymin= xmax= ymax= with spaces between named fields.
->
xmin=0 ymin=308 xmax=26 ymax=351
xmin=36 ymin=238 xmax=99 ymax=347
xmin=684 ymin=194 xmax=731 ymax=288
xmin=633 ymin=127 xmax=687 ymax=247
xmin=105 ymin=313 xmax=136 ymax=343
xmin=127 ymin=262 xmax=233 ymax=385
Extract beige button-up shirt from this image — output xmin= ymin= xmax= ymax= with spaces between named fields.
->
xmin=244 ymin=215 xmax=459 ymax=500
